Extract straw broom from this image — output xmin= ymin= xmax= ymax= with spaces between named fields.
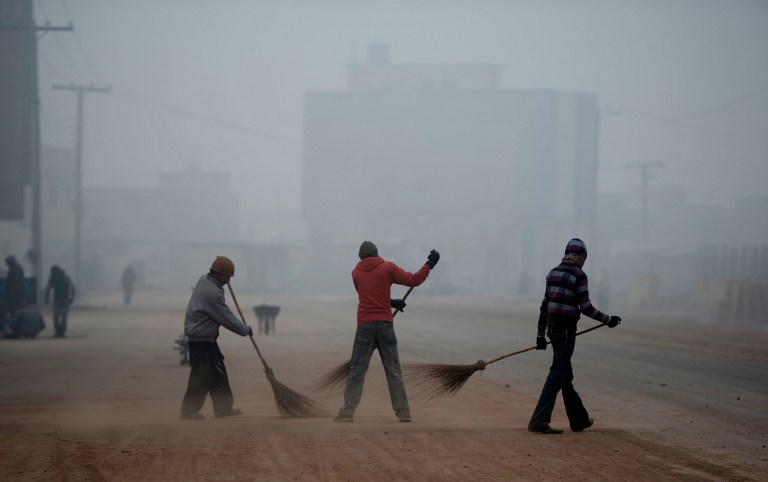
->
xmin=227 ymin=282 xmax=326 ymax=417
xmin=403 ymin=323 xmax=610 ymax=400
xmin=314 ymin=286 xmax=415 ymax=392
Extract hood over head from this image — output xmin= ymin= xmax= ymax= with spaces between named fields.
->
xmin=564 ymin=238 xmax=587 ymax=259
xmin=562 ymin=238 xmax=587 ymax=268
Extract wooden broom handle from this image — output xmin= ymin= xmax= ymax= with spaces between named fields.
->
xmin=391 ymin=286 xmax=415 ymax=318
xmin=485 ymin=323 xmax=607 ymax=365
xmin=227 ymin=282 xmax=270 ymax=370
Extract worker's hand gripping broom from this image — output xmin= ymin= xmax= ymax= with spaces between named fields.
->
xmin=227 ymin=282 xmax=326 ymax=417
xmin=313 ymin=286 xmax=416 ymax=393
xmin=402 ymin=322 xmax=612 ymax=400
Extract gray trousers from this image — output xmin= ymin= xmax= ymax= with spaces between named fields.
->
xmin=339 ymin=321 xmax=410 ymax=418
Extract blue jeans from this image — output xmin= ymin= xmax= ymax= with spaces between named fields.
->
xmin=528 ymin=326 xmax=591 ymax=430
xmin=339 ymin=321 xmax=410 ymax=418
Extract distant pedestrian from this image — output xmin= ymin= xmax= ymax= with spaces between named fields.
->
xmin=174 ymin=333 xmax=190 ymax=366
xmin=120 ymin=264 xmax=136 ymax=305
xmin=45 ymin=265 xmax=76 ymax=337
xmin=335 ymin=241 xmax=440 ymax=423
xmin=4 ymin=256 xmax=27 ymax=322
xmin=180 ymin=256 xmax=253 ymax=420
xmin=528 ymin=238 xmax=621 ymax=434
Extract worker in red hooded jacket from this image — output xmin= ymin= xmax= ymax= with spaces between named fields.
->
xmin=334 ymin=241 xmax=439 ymax=423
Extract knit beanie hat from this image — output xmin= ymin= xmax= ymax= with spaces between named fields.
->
xmin=358 ymin=241 xmax=379 ymax=259
xmin=564 ymin=238 xmax=587 ymax=259
xmin=562 ymin=238 xmax=587 ymax=267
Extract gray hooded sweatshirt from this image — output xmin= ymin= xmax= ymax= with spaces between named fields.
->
xmin=184 ymin=274 xmax=250 ymax=342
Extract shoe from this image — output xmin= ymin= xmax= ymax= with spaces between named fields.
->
xmin=180 ymin=412 xmax=205 ymax=420
xmin=215 ymin=408 xmax=243 ymax=418
xmin=572 ymin=418 xmax=594 ymax=432
xmin=398 ymin=416 xmax=412 ymax=422
xmin=334 ymin=414 xmax=354 ymax=422
xmin=527 ymin=423 xmax=563 ymax=434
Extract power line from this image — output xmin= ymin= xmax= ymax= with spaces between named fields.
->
xmin=672 ymin=82 xmax=768 ymax=121
xmin=109 ymin=88 xmax=304 ymax=146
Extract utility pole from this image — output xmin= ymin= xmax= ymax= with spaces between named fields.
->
xmin=627 ymin=161 xmax=664 ymax=241
xmin=592 ymin=105 xmax=623 ymax=273
xmin=0 ymin=6 xmax=73 ymax=308
xmin=52 ymin=84 xmax=111 ymax=289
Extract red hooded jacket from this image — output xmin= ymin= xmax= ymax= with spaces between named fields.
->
xmin=352 ymin=257 xmax=431 ymax=325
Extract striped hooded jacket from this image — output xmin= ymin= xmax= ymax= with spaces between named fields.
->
xmin=537 ymin=238 xmax=609 ymax=334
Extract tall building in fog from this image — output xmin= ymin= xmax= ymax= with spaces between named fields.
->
xmin=0 ymin=0 xmax=36 ymax=221
xmin=302 ymin=44 xmax=599 ymax=294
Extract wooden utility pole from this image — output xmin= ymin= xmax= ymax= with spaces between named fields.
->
xmin=627 ymin=161 xmax=664 ymax=241
xmin=51 ymin=84 xmax=111 ymax=289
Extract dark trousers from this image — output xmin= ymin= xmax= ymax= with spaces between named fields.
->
xmin=52 ymin=300 xmax=70 ymax=337
xmin=181 ymin=341 xmax=235 ymax=417
xmin=123 ymin=286 xmax=133 ymax=305
xmin=528 ymin=326 xmax=591 ymax=430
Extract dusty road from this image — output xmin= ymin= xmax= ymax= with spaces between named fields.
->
xmin=0 ymin=289 xmax=766 ymax=481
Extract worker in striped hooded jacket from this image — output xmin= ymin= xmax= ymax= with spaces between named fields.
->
xmin=527 ymin=238 xmax=621 ymax=434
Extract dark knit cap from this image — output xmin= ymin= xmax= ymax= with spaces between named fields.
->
xmin=359 ymin=241 xmax=378 ymax=259
xmin=564 ymin=238 xmax=588 ymax=260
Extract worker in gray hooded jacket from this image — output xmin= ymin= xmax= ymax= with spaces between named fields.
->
xmin=180 ymin=256 xmax=252 ymax=420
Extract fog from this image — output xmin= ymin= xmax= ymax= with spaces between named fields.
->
xmin=5 ymin=1 xmax=768 ymax=316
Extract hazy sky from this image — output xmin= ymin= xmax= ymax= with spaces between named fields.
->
xmin=35 ymin=0 xmax=768 ymax=220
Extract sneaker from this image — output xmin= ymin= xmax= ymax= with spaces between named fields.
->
xmin=398 ymin=416 xmax=412 ymax=423
xmin=215 ymin=408 xmax=243 ymax=418
xmin=334 ymin=414 xmax=354 ymax=422
xmin=527 ymin=423 xmax=563 ymax=434
xmin=572 ymin=418 xmax=594 ymax=432
xmin=180 ymin=412 xmax=205 ymax=420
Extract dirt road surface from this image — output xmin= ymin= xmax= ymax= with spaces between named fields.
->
xmin=1 ymin=289 xmax=766 ymax=481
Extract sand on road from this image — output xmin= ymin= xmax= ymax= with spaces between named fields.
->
xmin=0 ymin=289 xmax=766 ymax=481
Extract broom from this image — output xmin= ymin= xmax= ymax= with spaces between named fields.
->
xmin=227 ymin=282 xmax=326 ymax=417
xmin=314 ymin=286 xmax=415 ymax=392
xmin=403 ymin=323 xmax=610 ymax=400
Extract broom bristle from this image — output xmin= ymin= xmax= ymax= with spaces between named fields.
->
xmin=403 ymin=363 xmax=480 ymax=400
xmin=313 ymin=359 xmax=351 ymax=393
xmin=266 ymin=369 xmax=327 ymax=417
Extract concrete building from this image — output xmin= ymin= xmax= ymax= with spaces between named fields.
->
xmin=301 ymin=45 xmax=599 ymax=294
xmin=77 ymin=164 xmax=300 ymax=293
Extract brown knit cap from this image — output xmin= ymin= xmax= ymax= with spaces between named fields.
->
xmin=210 ymin=256 xmax=235 ymax=276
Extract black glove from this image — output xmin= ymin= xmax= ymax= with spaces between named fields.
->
xmin=390 ymin=299 xmax=406 ymax=312
xmin=247 ymin=326 xmax=254 ymax=337
xmin=536 ymin=335 xmax=547 ymax=350
xmin=426 ymin=249 xmax=440 ymax=269
xmin=607 ymin=315 xmax=621 ymax=328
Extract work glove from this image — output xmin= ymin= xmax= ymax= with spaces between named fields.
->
xmin=247 ymin=326 xmax=254 ymax=337
xmin=426 ymin=249 xmax=440 ymax=269
xmin=607 ymin=315 xmax=621 ymax=328
xmin=536 ymin=334 xmax=547 ymax=350
xmin=390 ymin=299 xmax=407 ymax=313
